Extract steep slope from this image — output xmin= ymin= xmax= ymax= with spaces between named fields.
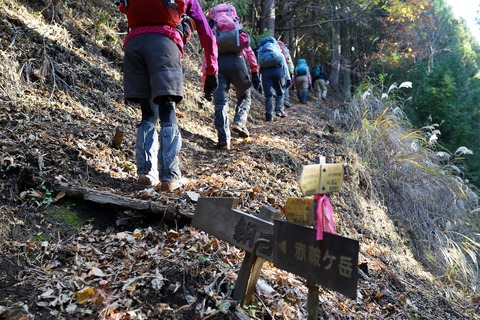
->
xmin=0 ymin=0 xmax=478 ymax=319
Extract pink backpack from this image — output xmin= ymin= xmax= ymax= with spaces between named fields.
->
xmin=209 ymin=3 xmax=250 ymax=54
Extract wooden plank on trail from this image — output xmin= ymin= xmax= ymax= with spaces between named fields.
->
xmin=54 ymin=182 xmax=168 ymax=214
xmin=193 ymin=197 xmax=274 ymax=261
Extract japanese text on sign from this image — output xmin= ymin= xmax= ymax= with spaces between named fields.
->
xmin=292 ymin=241 xmax=354 ymax=278
xmin=274 ymin=220 xmax=359 ymax=299
xmin=284 ymin=198 xmax=314 ymax=226
xmin=233 ymin=216 xmax=273 ymax=256
xmin=300 ymin=164 xmax=344 ymax=196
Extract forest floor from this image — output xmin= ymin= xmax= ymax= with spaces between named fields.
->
xmin=1 ymin=0 xmax=480 ymax=319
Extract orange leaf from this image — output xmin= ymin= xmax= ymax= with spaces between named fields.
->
xmin=375 ymin=292 xmax=384 ymax=299
xmin=167 ymin=230 xmax=180 ymax=238
xmin=53 ymin=190 xmax=66 ymax=203
xmin=74 ymin=287 xmax=95 ymax=304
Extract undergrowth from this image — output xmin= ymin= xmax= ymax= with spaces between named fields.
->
xmin=342 ymin=80 xmax=480 ymax=294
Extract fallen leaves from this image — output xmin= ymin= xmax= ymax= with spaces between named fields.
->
xmin=74 ymin=287 xmax=95 ymax=304
xmin=0 ymin=1 xmax=477 ymax=319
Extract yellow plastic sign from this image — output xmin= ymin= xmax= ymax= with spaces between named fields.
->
xmin=284 ymin=198 xmax=314 ymax=226
xmin=299 ymin=164 xmax=344 ymax=196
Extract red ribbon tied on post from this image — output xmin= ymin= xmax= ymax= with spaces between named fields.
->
xmin=314 ymin=194 xmax=336 ymax=240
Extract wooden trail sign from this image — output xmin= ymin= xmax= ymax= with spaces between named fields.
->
xmin=300 ymin=163 xmax=344 ymax=196
xmin=193 ymin=197 xmax=274 ymax=261
xmin=273 ymin=220 xmax=359 ymax=299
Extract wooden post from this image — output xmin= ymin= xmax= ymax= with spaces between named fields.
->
xmin=112 ymin=126 xmax=125 ymax=148
xmin=243 ymin=238 xmax=270 ymax=305
xmin=306 ymin=282 xmax=319 ymax=320
xmin=232 ymin=206 xmax=278 ymax=303
xmin=232 ymin=252 xmax=253 ymax=301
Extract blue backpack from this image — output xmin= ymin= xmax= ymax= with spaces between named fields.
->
xmin=258 ymin=36 xmax=283 ymax=68
xmin=295 ymin=59 xmax=308 ymax=76
xmin=312 ymin=65 xmax=321 ymax=78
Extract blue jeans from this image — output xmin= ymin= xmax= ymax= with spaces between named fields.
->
xmin=136 ymin=98 xmax=181 ymax=182
xmin=261 ymin=67 xmax=285 ymax=119
xmin=297 ymin=90 xmax=308 ymax=103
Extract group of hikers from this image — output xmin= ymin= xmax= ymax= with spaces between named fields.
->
xmin=117 ymin=0 xmax=330 ymax=191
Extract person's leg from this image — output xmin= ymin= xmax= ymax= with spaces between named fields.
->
xmin=296 ymin=76 xmax=306 ymax=103
xmin=213 ymin=73 xmax=231 ymax=148
xmin=123 ymin=36 xmax=152 ymax=103
xmin=157 ymin=96 xmax=183 ymax=191
xmin=262 ymin=72 xmax=275 ymax=121
xmin=275 ymin=95 xmax=286 ymax=116
xmin=320 ymin=79 xmax=328 ymax=99
xmin=232 ymin=88 xmax=251 ymax=137
xmin=300 ymin=76 xmax=309 ymax=104
xmin=314 ymin=80 xmax=322 ymax=101
xmin=284 ymin=83 xmax=292 ymax=107
xmin=135 ymin=98 xmax=159 ymax=189
xmin=265 ymin=95 xmax=274 ymax=121
xmin=296 ymin=91 xmax=302 ymax=102
xmin=228 ymin=56 xmax=252 ymax=137
xmin=272 ymin=73 xmax=285 ymax=116
xmin=302 ymin=90 xmax=308 ymax=104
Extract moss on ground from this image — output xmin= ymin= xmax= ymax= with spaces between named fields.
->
xmin=44 ymin=200 xmax=86 ymax=231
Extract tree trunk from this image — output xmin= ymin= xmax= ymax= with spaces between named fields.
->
xmin=329 ymin=0 xmax=341 ymax=94
xmin=340 ymin=1 xmax=351 ymax=97
xmin=260 ymin=0 xmax=276 ymax=35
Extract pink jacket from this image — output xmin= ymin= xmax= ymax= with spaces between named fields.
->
xmin=119 ymin=0 xmax=218 ymax=76
xmin=241 ymin=47 xmax=259 ymax=74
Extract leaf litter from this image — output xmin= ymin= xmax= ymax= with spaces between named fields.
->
xmin=0 ymin=0 xmax=478 ymax=319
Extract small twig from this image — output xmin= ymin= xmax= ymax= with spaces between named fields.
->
xmin=0 ymin=83 xmax=14 ymax=102
xmin=18 ymin=60 xmax=31 ymax=83
xmin=45 ymin=52 xmax=57 ymax=100
xmin=254 ymin=291 xmax=276 ymax=319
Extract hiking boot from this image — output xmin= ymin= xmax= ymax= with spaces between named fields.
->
xmin=231 ymin=123 xmax=250 ymax=138
xmin=214 ymin=141 xmax=230 ymax=150
xmin=160 ymin=177 xmax=187 ymax=192
xmin=284 ymin=101 xmax=292 ymax=108
xmin=275 ymin=111 xmax=287 ymax=118
xmin=135 ymin=174 xmax=159 ymax=190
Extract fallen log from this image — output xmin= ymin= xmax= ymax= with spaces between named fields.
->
xmin=54 ymin=182 xmax=171 ymax=216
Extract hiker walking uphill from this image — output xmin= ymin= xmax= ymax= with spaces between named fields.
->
xmin=208 ymin=3 xmax=262 ymax=150
xmin=294 ymin=59 xmax=311 ymax=104
xmin=257 ymin=36 xmax=290 ymax=121
xmin=312 ymin=64 xmax=329 ymax=101
xmin=118 ymin=0 xmax=218 ymax=191
xmin=277 ymin=40 xmax=294 ymax=108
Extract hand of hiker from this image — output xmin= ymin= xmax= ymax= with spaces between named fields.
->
xmin=203 ymin=75 xmax=218 ymax=101
xmin=285 ymin=79 xmax=291 ymax=89
xmin=252 ymin=73 xmax=262 ymax=94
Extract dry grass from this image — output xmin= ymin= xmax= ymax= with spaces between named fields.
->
xmin=341 ymin=81 xmax=480 ymax=294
